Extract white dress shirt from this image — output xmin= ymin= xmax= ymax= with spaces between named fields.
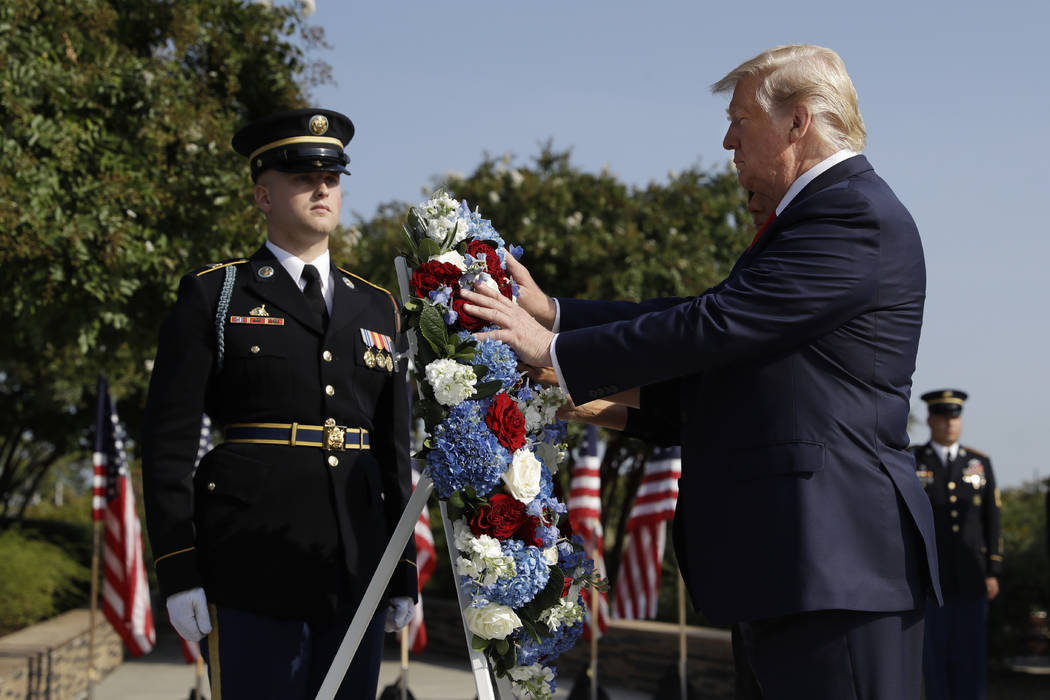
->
xmin=265 ymin=240 xmax=334 ymax=315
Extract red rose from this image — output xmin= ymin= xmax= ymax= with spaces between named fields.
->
xmin=452 ymin=295 xmax=487 ymax=331
xmin=466 ymin=240 xmax=513 ymax=299
xmin=470 ymin=494 xmax=529 ymax=540
xmin=515 ymin=514 xmax=544 ymax=548
xmin=486 ymin=392 xmax=526 ymax=451
xmin=561 ymin=576 xmax=573 ymax=597
xmin=411 ymin=260 xmax=461 ymax=298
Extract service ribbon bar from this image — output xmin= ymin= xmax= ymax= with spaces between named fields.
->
xmin=230 ymin=316 xmax=285 ymax=325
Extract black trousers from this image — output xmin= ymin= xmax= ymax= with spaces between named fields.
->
xmin=740 ymin=607 xmax=925 ymax=700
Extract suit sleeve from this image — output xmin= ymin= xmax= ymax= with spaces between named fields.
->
xmin=622 ymin=380 xmax=683 ymax=446
xmin=374 ymin=294 xmax=418 ymax=601
xmin=141 ymin=273 xmax=215 ymax=598
xmin=556 ymin=189 xmax=882 ymax=402
xmin=985 ymin=458 xmax=1003 ymax=577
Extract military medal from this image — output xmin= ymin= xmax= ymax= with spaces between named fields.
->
xmin=361 ymin=329 xmax=394 ymax=371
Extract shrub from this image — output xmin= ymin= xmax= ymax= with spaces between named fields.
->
xmin=0 ymin=529 xmax=89 ymax=636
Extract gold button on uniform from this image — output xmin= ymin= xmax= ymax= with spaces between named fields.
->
xmin=947 ymin=481 xmax=956 ymax=490
xmin=207 ymin=482 xmax=216 ymax=491
xmin=950 ymin=510 xmax=958 ymax=518
xmin=952 ymin=524 xmax=960 ymax=533
xmin=250 ymin=345 xmax=260 ymax=354
xmin=949 ymin=495 xmax=957 ymax=503
xmin=328 ymin=455 xmax=339 ymax=467
xmin=322 ymin=350 xmax=333 ymax=362
xmin=325 ymin=385 xmax=335 ymax=396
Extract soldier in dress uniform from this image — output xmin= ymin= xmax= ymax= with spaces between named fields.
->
xmin=141 ymin=108 xmax=417 ymax=700
xmin=912 ymin=389 xmax=1002 ymax=700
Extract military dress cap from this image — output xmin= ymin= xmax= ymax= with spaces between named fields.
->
xmin=921 ymin=389 xmax=968 ymax=416
xmin=231 ymin=108 xmax=354 ymax=181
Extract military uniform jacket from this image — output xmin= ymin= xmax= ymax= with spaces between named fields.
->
xmin=912 ymin=442 xmax=1002 ymax=599
xmin=142 ymin=245 xmax=416 ymax=622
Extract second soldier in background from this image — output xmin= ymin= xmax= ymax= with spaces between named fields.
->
xmin=913 ymin=389 xmax=1002 ymax=700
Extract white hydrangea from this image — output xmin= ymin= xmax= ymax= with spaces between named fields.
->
xmin=537 ymin=597 xmax=585 ymax=633
xmin=421 ymin=192 xmax=470 ymax=246
xmin=517 ymin=385 xmax=566 ymax=433
xmin=453 ymin=520 xmax=515 ymax=586
xmin=508 ymin=663 xmax=555 ymax=699
xmin=424 ymin=359 xmax=476 ymax=407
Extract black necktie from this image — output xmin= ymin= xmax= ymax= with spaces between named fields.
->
xmin=301 ymin=264 xmax=328 ymax=330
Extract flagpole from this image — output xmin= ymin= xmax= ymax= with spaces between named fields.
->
xmin=677 ymin=572 xmax=687 ymax=700
xmin=399 ymin=628 xmax=409 ymax=700
xmin=87 ymin=519 xmax=101 ymax=699
xmin=589 ymin=544 xmax=599 ymax=700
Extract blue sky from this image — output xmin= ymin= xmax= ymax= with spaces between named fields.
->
xmin=299 ymin=0 xmax=1049 ymax=487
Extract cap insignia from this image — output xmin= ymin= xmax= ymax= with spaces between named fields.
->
xmin=310 ymin=114 xmax=329 ymax=136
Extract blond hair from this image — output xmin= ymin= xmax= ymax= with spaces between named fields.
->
xmin=712 ymin=45 xmax=866 ymax=152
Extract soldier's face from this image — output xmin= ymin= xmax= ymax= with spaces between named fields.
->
xmin=927 ymin=414 xmax=962 ymax=446
xmin=255 ymin=170 xmax=342 ymax=237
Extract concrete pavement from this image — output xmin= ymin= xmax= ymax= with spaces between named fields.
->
xmin=94 ymin=626 xmax=649 ymax=700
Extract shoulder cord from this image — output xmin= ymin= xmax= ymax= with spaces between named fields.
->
xmin=215 ymin=265 xmax=237 ymax=371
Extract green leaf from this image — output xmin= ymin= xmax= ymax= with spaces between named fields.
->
xmin=417 ymin=238 xmax=442 ymax=260
xmin=471 ymin=634 xmax=489 ymax=652
xmin=419 ymin=304 xmax=450 ymax=355
xmin=472 ymin=380 xmax=503 ymax=400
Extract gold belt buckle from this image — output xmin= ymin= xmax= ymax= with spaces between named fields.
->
xmin=323 ymin=418 xmax=346 ymax=451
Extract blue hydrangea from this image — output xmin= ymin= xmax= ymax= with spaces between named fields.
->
xmin=482 ymin=540 xmax=550 ymax=609
xmin=558 ymin=535 xmax=592 ymax=574
xmin=456 ymin=332 xmax=520 ymax=390
xmin=425 ymin=402 xmax=509 ymax=498
xmin=458 ymin=200 xmax=507 ymax=248
xmin=515 ymin=617 xmax=584 ymax=667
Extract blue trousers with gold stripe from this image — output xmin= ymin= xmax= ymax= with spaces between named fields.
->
xmin=202 ymin=603 xmax=384 ymax=700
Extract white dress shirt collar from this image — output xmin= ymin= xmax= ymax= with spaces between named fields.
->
xmin=775 ymin=149 xmax=860 ymax=216
xmin=930 ymin=440 xmax=959 ymax=467
xmin=265 ymin=240 xmax=333 ymax=313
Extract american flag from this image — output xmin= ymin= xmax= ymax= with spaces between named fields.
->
xmin=612 ymin=445 xmax=681 ymax=620
xmin=92 ymin=376 xmax=155 ymax=656
xmin=568 ymin=424 xmax=608 ymax=638
xmin=177 ymin=414 xmax=214 ymax=664
xmin=402 ymin=465 xmax=437 ymax=653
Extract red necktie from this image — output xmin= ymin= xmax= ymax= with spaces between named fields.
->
xmin=749 ymin=212 xmax=776 ymax=250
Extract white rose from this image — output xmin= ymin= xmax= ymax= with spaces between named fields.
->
xmin=542 ymin=546 xmax=559 ymax=565
xmin=464 ymin=602 xmax=522 ymax=640
xmin=430 ymin=250 xmax=466 ymax=271
xmin=503 ymin=448 xmax=542 ymax=504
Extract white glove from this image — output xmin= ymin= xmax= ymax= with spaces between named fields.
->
xmin=166 ymin=587 xmax=212 ymax=642
xmin=384 ymin=596 xmax=415 ymax=632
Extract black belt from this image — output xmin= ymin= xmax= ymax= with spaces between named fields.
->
xmin=223 ymin=420 xmax=369 ymax=451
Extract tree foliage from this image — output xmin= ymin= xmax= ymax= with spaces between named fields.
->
xmin=0 ymin=0 xmax=328 ymax=520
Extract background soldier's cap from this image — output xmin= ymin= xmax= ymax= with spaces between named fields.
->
xmin=920 ymin=388 xmax=968 ymax=416
xmin=231 ymin=108 xmax=354 ymax=181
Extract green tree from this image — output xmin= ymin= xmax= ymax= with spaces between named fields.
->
xmin=989 ymin=479 xmax=1050 ymax=661
xmin=0 ymin=0 xmax=329 ymax=521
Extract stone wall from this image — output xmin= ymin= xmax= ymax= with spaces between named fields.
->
xmin=412 ymin=597 xmax=737 ymax=697
xmin=0 ymin=610 xmax=123 ymax=700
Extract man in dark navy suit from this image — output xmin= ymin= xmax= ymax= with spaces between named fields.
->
xmin=142 ymin=109 xmax=416 ymax=699
xmin=913 ymin=389 xmax=1001 ymax=700
xmin=462 ymin=45 xmax=941 ymax=699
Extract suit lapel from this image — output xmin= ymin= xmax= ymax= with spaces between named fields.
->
xmin=744 ymin=155 xmax=875 ymax=260
xmin=244 ymin=246 xmax=325 ymax=335
xmin=328 ymin=264 xmax=368 ymax=337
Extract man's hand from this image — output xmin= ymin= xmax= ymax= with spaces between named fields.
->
xmin=166 ymin=587 xmax=212 ymax=642
xmin=505 ymin=255 xmax=557 ymax=329
xmin=459 ymin=286 xmax=555 ymax=367
xmin=986 ymin=577 xmax=999 ymax=601
xmin=385 ymin=596 xmax=415 ymax=632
